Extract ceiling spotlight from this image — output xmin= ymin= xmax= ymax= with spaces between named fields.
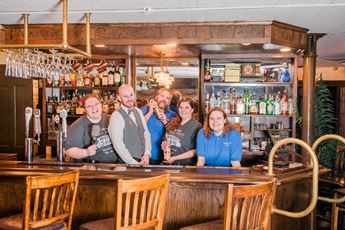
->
xmin=95 ymin=44 xmax=106 ymax=48
xmin=280 ymin=47 xmax=291 ymax=52
xmin=241 ymin=43 xmax=251 ymax=46
xmin=166 ymin=43 xmax=177 ymax=47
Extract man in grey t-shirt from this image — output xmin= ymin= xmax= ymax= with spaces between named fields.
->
xmin=65 ymin=94 xmax=119 ymax=163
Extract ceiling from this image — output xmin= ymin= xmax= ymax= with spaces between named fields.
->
xmin=0 ymin=0 xmax=345 ymax=66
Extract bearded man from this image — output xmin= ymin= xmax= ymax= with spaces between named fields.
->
xmin=141 ymin=88 xmax=177 ymax=164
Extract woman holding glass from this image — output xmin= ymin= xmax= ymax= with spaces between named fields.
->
xmin=196 ymin=107 xmax=242 ymax=167
xmin=161 ymin=97 xmax=202 ymax=165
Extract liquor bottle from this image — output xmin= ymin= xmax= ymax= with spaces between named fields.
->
xmin=204 ymin=91 xmax=210 ymax=114
xmin=94 ymin=73 xmax=101 ymax=87
xmin=114 ymin=65 xmax=121 ymax=86
xmin=107 ymin=65 xmax=114 ymax=86
xmin=273 ymin=93 xmax=281 ymax=115
xmin=266 ymin=94 xmax=274 ymax=115
xmin=204 ymin=59 xmax=211 ymax=81
xmin=288 ymin=97 xmax=293 ymax=115
xmin=76 ymin=71 xmax=84 ymax=87
xmin=70 ymin=73 xmax=76 ymax=87
xmin=243 ymin=89 xmax=251 ymax=114
xmin=230 ymin=89 xmax=236 ymax=114
xmin=280 ymin=95 xmax=288 ymax=115
xmin=119 ymin=67 xmax=126 ymax=85
xmin=259 ymin=96 xmax=266 ymax=115
xmin=209 ymin=92 xmax=217 ymax=109
xmin=236 ymin=96 xmax=244 ymax=115
xmin=222 ymin=92 xmax=230 ymax=114
xmin=83 ymin=73 xmax=92 ymax=87
xmin=249 ymin=92 xmax=258 ymax=115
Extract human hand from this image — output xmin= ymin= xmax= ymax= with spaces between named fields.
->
xmin=148 ymin=99 xmax=158 ymax=114
xmin=161 ymin=140 xmax=168 ymax=151
xmin=158 ymin=111 xmax=167 ymax=125
xmin=86 ymin=144 xmax=97 ymax=157
xmin=139 ymin=154 xmax=150 ymax=165
xmin=163 ymin=156 xmax=175 ymax=164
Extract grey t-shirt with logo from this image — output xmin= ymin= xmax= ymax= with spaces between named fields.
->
xmin=166 ymin=119 xmax=202 ymax=165
xmin=65 ymin=114 xmax=119 ymax=163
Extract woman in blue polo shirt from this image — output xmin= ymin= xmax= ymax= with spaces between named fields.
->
xmin=196 ymin=107 xmax=242 ymax=167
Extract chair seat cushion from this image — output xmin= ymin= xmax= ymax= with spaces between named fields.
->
xmin=180 ymin=219 xmax=223 ymax=230
xmin=0 ymin=214 xmax=65 ymax=230
xmin=79 ymin=218 xmax=114 ymax=230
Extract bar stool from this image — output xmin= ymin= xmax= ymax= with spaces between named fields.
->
xmin=181 ymin=179 xmax=277 ymax=230
xmin=0 ymin=170 xmax=80 ymax=230
xmin=332 ymin=188 xmax=345 ymax=230
xmin=80 ymin=174 xmax=170 ymax=230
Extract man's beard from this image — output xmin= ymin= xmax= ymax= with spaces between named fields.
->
xmin=157 ymin=100 xmax=169 ymax=111
xmin=123 ymin=101 xmax=134 ymax=108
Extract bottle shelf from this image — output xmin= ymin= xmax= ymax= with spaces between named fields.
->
xmin=225 ymin=114 xmax=293 ymax=117
xmin=254 ymin=128 xmax=293 ymax=131
xmin=204 ymin=82 xmax=293 ymax=87
xmin=46 ymin=86 xmax=118 ymax=90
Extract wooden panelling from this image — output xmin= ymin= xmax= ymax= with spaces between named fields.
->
xmin=2 ymin=21 xmax=308 ymax=57
xmin=0 ymin=66 xmax=33 ymax=158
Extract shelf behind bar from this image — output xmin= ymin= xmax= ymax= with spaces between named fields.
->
xmin=204 ymin=81 xmax=293 ymax=87
xmin=46 ymin=86 xmax=118 ymax=90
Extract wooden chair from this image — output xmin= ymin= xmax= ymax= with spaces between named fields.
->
xmin=181 ymin=179 xmax=277 ymax=230
xmin=80 ymin=174 xmax=170 ymax=230
xmin=0 ymin=170 xmax=80 ymax=230
xmin=331 ymin=188 xmax=345 ymax=230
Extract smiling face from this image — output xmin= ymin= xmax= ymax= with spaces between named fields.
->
xmin=178 ymin=101 xmax=193 ymax=121
xmin=119 ymin=85 xmax=136 ymax=108
xmin=84 ymin=97 xmax=102 ymax=121
xmin=155 ymin=89 xmax=171 ymax=110
xmin=208 ymin=110 xmax=226 ymax=135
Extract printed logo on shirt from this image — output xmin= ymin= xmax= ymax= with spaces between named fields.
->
xmin=223 ymin=142 xmax=232 ymax=147
xmin=96 ymin=128 xmax=113 ymax=151
xmin=166 ymin=135 xmax=182 ymax=148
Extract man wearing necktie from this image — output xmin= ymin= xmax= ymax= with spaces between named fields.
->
xmin=108 ymin=85 xmax=151 ymax=165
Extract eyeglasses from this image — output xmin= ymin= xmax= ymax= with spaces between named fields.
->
xmin=84 ymin=102 xmax=101 ymax=109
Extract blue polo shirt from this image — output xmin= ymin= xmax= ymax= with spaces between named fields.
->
xmin=196 ymin=128 xmax=242 ymax=167
xmin=141 ymin=106 xmax=177 ymax=161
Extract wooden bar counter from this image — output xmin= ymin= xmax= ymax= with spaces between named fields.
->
xmin=0 ymin=160 xmax=328 ymax=229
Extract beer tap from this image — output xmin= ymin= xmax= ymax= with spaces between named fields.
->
xmin=24 ymin=107 xmax=33 ymax=163
xmin=57 ymin=109 xmax=68 ymax=162
xmin=33 ymin=108 xmax=41 ymax=144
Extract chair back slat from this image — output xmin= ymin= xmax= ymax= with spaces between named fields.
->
xmin=146 ymin=190 xmax=155 ymax=221
xmin=22 ymin=171 xmax=80 ymax=230
xmin=55 ymin=185 xmax=64 ymax=216
xmin=124 ymin=192 xmax=131 ymax=226
xmin=48 ymin=187 xmax=57 ymax=218
xmin=139 ymin=190 xmax=147 ymax=224
xmin=114 ymin=174 xmax=170 ymax=230
xmin=33 ymin=189 xmax=40 ymax=221
xmin=223 ymin=180 xmax=277 ymax=230
xmin=132 ymin=191 xmax=140 ymax=225
xmin=42 ymin=189 xmax=49 ymax=219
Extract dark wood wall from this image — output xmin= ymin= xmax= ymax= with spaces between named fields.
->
xmin=0 ymin=65 xmax=33 ymax=159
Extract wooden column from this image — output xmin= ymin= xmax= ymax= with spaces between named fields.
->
xmin=339 ymin=87 xmax=345 ymax=136
xmin=301 ymin=33 xmax=325 ymax=230
xmin=302 ymin=34 xmax=324 ymax=146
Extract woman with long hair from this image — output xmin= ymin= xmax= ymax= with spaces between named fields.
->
xmin=196 ymin=107 xmax=242 ymax=167
xmin=161 ymin=97 xmax=202 ymax=165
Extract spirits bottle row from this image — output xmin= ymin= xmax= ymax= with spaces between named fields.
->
xmin=204 ymin=88 xmax=293 ymax=116
xmin=46 ymin=65 xmax=126 ymax=88
xmin=46 ymin=90 xmax=119 ymax=116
